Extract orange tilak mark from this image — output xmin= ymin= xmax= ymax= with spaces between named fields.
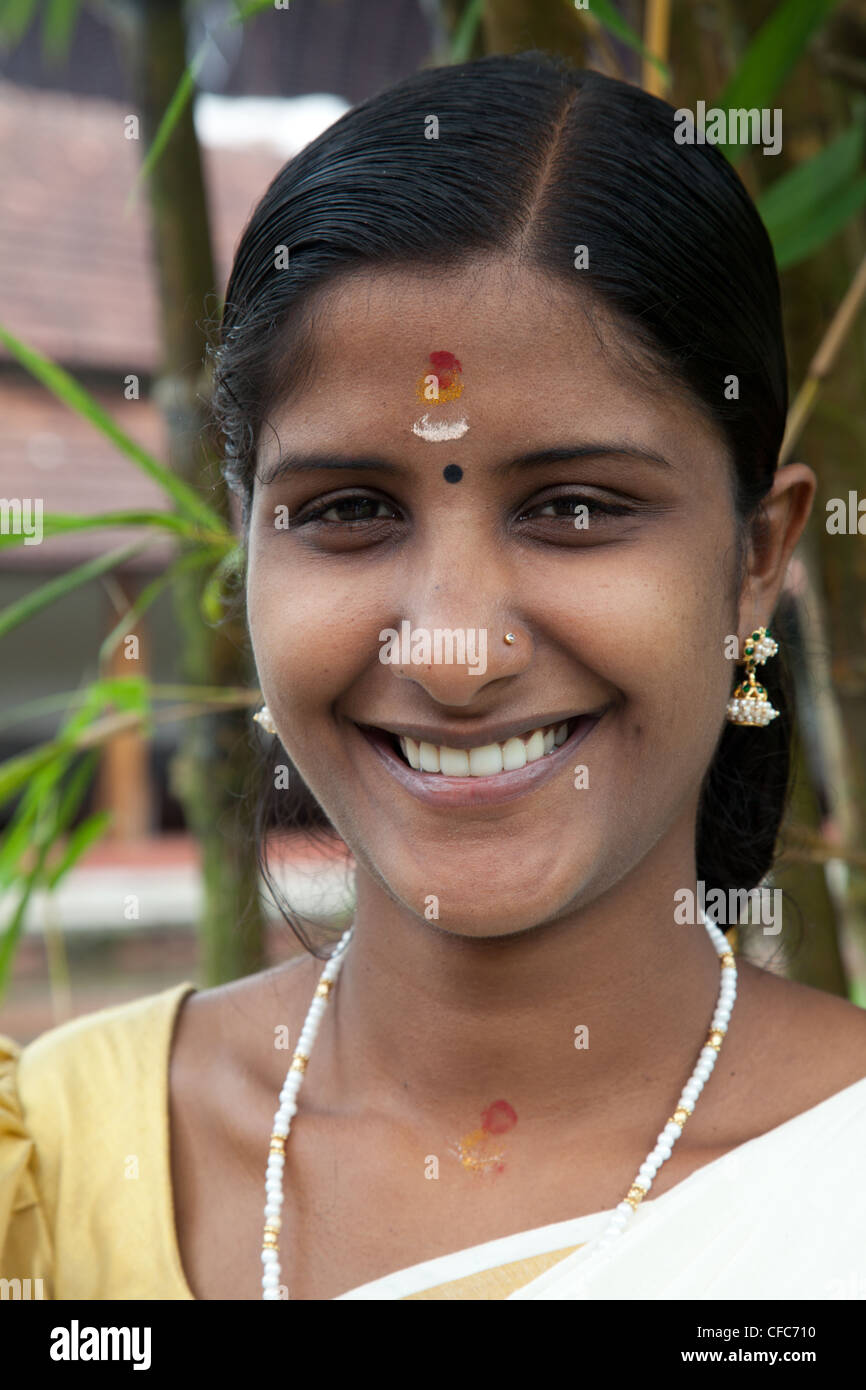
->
xmin=416 ymin=349 xmax=464 ymax=404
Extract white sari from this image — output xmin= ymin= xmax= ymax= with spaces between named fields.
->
xmin=336 ymin=1076 xmax=866 ymax=1300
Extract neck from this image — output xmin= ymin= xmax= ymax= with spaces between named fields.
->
xmin=323 ymin=835 xmax=724 ymax=1134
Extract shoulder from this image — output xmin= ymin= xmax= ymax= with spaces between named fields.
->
xmin=170 ymin=955 xmax=315 ymax=1098
xmin=16 ymin=983 xmax=196 ymax=1112
xmin=733 ymin=959 xmax=866 ymax=1116
xmin=1 ymin=983 xmax=194 ymax=1291
xmin=13 ymin=983 xmax=195 ymax=1187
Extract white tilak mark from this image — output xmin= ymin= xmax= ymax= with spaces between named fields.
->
xmin=412 ymin=414 xmax=469 ymax=442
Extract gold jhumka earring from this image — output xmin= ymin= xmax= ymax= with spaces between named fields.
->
xmin=726 ymin=627 xmax=779 ymax=727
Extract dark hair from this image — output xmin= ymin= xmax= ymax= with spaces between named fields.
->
xmin=212 ymin=51 xmax=793 ymax=954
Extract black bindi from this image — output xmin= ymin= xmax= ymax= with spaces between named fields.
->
xmin=442 ymin=464 xmax=463 ymax=483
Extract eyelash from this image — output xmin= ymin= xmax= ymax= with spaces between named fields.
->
xmin=291 ymin=492 xmax=636 ymax=527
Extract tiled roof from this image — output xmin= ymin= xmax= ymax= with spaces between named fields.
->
xmin=0 ymin=80 xmax=287 ymax=371
xmin=0 ymin=82 xmax=292 ymax=569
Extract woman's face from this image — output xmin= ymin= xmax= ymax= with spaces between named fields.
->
xmin=246 ymin=258 xmax=749 ymax=937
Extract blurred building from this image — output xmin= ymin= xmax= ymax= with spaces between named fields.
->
xmin=0 ymin=1 xmax=430 ymax=1032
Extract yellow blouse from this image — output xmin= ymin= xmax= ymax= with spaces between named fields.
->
xmin=0 ymin=984 xmax=197 ymax=1300
xmin=8 ymin=983 xmax=865 ymax=1299
xmin=0 ymin=984 xmax=583 ymax=1300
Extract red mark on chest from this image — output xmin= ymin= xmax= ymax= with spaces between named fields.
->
xmin=450 ymin=1099 xmax=517 ymax=1176
xmin=480 ymin=1099 xmax=518 ymax=1135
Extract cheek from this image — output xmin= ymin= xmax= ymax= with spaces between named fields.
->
xmin=543 ymin=533 xmax=734 ymax=739
xmin=246 ymin=550 xmax=380 ymax=722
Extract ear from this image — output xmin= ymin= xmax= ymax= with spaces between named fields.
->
xmin=737 ymin=463 xmax=816 ymax=632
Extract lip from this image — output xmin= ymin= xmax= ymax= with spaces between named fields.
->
xmin=354 ymin=709 xmax=602 ymax=751
xmin=354 ymin=711 xmax=605 ymax=808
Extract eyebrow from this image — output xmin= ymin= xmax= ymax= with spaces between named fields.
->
xmin=257 ymin=441 xmax=674 ymax=487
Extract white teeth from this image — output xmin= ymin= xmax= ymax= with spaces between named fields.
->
xmin=501 ymin=736 xmax=527 ymax=771
xmin=396 ymin=719 xmax=573 ymax=777
xmin=439 ymin=747 xmax=470 ymax=775
xmin=418 ymin=740 xmax=440 ymax=772
xmin=468 ymin=743 xmax=503 ymax=777
xmin=524 ymin=729 xmax=545 ymax=763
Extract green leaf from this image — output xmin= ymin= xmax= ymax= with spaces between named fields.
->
xmin=0 ymin=509 xmax=206 ymax=552
xmin=41 ymin=0 xmax=79 ymax=62
xmin=0 ymin=873 xmax=42 ymax=998
xmin=0 ymin=795 xmax=40 ymax=890
xmin=126 ymin=41 xmax=208 ymax=210
xmin=0 ymin=748 xmax=72 ymax=890
xmin=200 ymin=544 xmax=245 ymax=623
xmin=0 ymin=543 xmax=145 ymax=640
xmin=0 ymin=742 xmax=64 ymax=805
xmin=231 ymin=0 xmax=277 ymax=21
xmin=586 ymin=0 xmax=671 ymax=84
xmin=94 ymin=676 xmax=151 ymax=716
xmin=716 ymin=0 xmax=842 ymax=161
xmin=46 ymin=809 xmax=112 ymax=890
xmin=757 ymin=119 xmax=865 ymax=242
xmin=99 ymin=548 xmax=221 ymax=665
xmin=0 ymin=0 xmax=38 ymax=45
xmin=772 ymin=172 xmax=866 ymax=269
xmin=0 ymin=322 xmax=225 ymax=532
xmin=449 ymin=0 xmax=483 ymax=64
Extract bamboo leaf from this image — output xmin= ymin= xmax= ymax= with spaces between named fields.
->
xmin=449 ymin=0 xmax=483 ymax=63
xmin=53 ymin=751 xmax=99 ymax=834
xmin=0 ymin=870 xmax=43 ymax=998
xmin=94 ymin=676 xmax=151 ymax=716
xmin=772 ymin=173 xmax=866 ymax=270
xmin=46 ymin=809 xmax=112 ymax=890
xmin=0 ymin=743 xmax=64 ymax=805
xmin=231 ymin=0 xmax=276 ymax=21
xmin=0 ymin=749 xmax=72 ymax=889
xmin=41 ymin=0 xmax=79 ymax=61
xmin=0 ymin=543 xmax=145 ymax=640
xmin=0 ymin=509 xmax=204 ymax=552
xmin=126 ymin=41 xmax=208 ymax=210
xmin=757 ymin=119 xmax=865 ymax=242
xmin=586 ymin=0 xmax=671 ymax=83
xmin=0 ymin=0 xmax=38 ymax=45
xmin=716 ymin=0 xmax=842 ymax=162
xmin=99 ymin=548 xmax=221 ymax=665
xmin=0 ymin=796 xmax=40 ymax=889
xmin=200 ymin=543 xmax=245 ymax=623
xmin=0 ymin=322 xmax=225 ymax=532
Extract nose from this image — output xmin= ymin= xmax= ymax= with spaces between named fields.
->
xmin=382 ymin=618 xmax=533 ymax=707
xmin=379 ymin=507 xmax=534 ymax=705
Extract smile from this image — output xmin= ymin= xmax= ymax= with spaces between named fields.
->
xmin=396 ymin=718 xmax=572 ymax=775
xmin=354 ymin=711 xmax=605 ymax=808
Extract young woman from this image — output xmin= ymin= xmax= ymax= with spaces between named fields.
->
xmin=2 ymin=52 xmax=865 ymax=1302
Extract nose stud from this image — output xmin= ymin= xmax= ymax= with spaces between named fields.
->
xmin=504 ymin=633 xmax=516 ymax=645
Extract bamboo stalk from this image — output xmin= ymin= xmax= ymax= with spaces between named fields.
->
xmin=643 ymin=0 xmax=672 ymax=96
xmin=780 ymin=248 xmax=866 ymax=465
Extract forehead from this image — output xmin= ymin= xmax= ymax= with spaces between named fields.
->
xmin=261 ymin=258 xmax=723 ymax=465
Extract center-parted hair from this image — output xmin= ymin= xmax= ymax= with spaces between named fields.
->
xmin=212 ymin=51 xmax=793 ymax=953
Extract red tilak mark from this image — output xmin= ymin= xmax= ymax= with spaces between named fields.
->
xmin=480 ymin=1099 xmax=518 ymax=1135
xmin=429 ymin=349 xmax=462 ymax=390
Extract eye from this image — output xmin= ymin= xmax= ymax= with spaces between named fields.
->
xmin=516 ymin=492 xmax=636 ymax=523
xmin=291 ymin=492 xmax=402 ymax=526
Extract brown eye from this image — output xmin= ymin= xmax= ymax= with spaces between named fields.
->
xmin=293 ymin=494 xmax=399 ymax=525
xmin=519 ymin=494 xmax=635 ymax=522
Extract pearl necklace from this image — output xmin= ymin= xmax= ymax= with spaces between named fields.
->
xmin=261 ymin=910 xmax=736 ymax=1298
